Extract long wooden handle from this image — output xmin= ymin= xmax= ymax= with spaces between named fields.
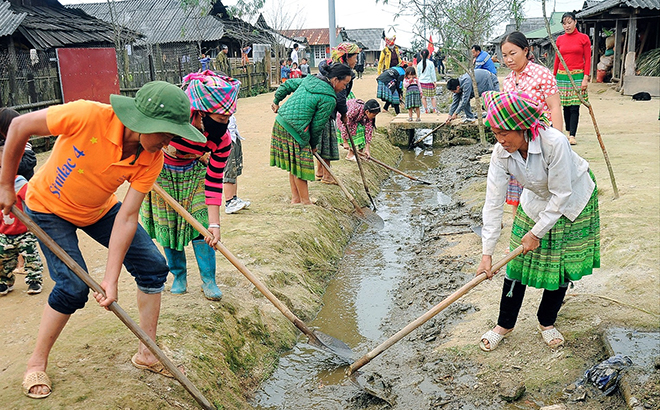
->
xmin=313 ymin=151 xmax=365 ymax=216
xmin=361 ymin=154 xmax=432 ymax=185
xmin=345 ymin=132 xmax=376 ymax=209
xmin=12 ymin=206 xmax=215 ymax=410
xmin=151 ymin=183 xmax=322 ymax=346
xmin=348 ymin=245 xmax=524 ymax=375
xmin=412 ymin=122 xmax=446 ymax=145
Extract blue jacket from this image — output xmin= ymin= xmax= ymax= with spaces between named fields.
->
xmin=475 ymin=51 xmax=497 ymax=75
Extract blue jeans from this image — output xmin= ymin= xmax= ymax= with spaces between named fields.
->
xmin=26 ymin=203 xmax=169 ymax=315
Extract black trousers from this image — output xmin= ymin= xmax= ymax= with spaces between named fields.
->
xmin=383 ymin=101 xmax=400 ymax=114
xmin=563 ymin=105 xmax=580 ymax=137
xmin=497 ymin=277 xmax=568 ymax=329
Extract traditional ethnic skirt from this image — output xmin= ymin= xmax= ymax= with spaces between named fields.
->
xmin=140 ymin=161 xmax=208 ymax=251
xmin=405 ymin=86 xmax=422 ymax=109
xmin=377 ymin=80 xmax=400 ymax=105
xmin=556 ymin=70 xmax=589 ymax=106
xmin=507 ymin=172 xmax=600 ymax=290
xmin=420 ymin=82 xmax=436 ymax=98
xmin=318 ymin=118 xmax=339 ymax=160
xmin=506 ymin=176 xmax=524 ymax=206
xmin=336 ymin=124 xmax=366 ymax=149
xmin=270 ymin=121 xmax=315 ymax=181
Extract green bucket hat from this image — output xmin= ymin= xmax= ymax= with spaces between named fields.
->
xmin=110 ymin=81 xmax=205 ymax=142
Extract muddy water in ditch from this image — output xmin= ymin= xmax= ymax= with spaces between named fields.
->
xmin=252 ymin=148 xmax=448 ymax=409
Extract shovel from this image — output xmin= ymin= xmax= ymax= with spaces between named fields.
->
xmin=347 ymin=245 xmax=524 ymax=375
xmin=151 ymin=183 xmax=354 ymax=362
xmin=359 ymin=153 xmax=432 ymax=185
xmin=11 ymin=206 xmax=215 ymax=410
xmin=313 ymin=152 xmax=384 ymax=228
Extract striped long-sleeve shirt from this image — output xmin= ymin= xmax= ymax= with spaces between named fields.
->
xmin=163 ymin=130 xmax=232 ymax=206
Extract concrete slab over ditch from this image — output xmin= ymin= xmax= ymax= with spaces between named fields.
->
xmin=387 ymin=113 xmax=494 ymax=147
xmin=602 ymin=327 xmax=660 ymax=409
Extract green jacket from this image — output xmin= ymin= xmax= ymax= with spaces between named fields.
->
xmin=273 ymin=75 xmax=337 ymax=148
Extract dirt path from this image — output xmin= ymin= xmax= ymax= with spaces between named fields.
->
xmin=1 ymin=70 xmax=657 ymax=409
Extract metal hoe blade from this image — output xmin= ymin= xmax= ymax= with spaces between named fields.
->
xmin=312 ymin=330 xmax=354 ymax=363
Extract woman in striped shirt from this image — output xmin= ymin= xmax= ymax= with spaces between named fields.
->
xmin=140 ymin=71 xmax=241 ymax=301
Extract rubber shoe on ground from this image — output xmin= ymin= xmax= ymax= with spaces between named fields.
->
xmin=27 ymin=282 xmax=42 ymax=295
xmin=236 ymin=197 xmax=250 ymax=209
xmin=0 ymin=283 xmax=14 ymax=296
xmin=225 ymin=198 xmax=246 ymax=214
xmin=463 ymin=117 xmax=477 ymax=124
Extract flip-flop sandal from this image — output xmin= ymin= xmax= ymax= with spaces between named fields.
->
xmin=479 ymin=329 xmax=506 ymax=352
xmin=22 ymin=371 xmax=51 ymax=399
xmin=131 ymin=353 xmax=175 ymax=378
xmin=538 ymin=325 xmax=565 ymax=348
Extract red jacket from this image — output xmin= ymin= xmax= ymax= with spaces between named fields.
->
xmin=0 ymin=178 xmax=28 ymax=236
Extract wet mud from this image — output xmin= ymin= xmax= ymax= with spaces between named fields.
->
xmin=253 ymin=144 xmax=629 ymax=410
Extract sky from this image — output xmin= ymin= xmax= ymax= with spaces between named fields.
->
xmin=59 ymin=0 xmax=588 ymax=47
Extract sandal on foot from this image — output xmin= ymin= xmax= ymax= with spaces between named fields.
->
xmin=131 ymin=353 xmax=174 ymax=378
xmin=538 ymin=325 xmax=565 ymax=348
xmin=23 ymin=371 xmax=51 ymax=399
xmin=568 ymin=136 xmax=577 ymax=145
xmin=479 ymin=330 xmax=506 ymax=352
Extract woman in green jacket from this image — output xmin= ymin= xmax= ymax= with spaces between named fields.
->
xmin=270 ymin=64 xmax=352 ymax=204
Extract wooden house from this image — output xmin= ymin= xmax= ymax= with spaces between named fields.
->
xmin=0 ymin=0 xmax=128 ymax=108
xmin=577 ymin=0 xmax=660 ymax=95
xmin=342 ymin=28 xmax=384 ymax=67
xmin=279 ymin=27 xmax=343 ymax=67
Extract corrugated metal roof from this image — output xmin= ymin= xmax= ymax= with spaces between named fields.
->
xmin=577 ymin=0 xmax=660 ymax=17
xmin=7 ymin=2 xmax=123 ymax=49
xmin=280 ymin=28 xmax=343 ymax=46
xmin=0 ymin=1 xmax=26 ymax=38
xmin=68 ymin=0 xmax=225 ymax=45
xmin=343 ymin=28 xmax=383 ymax=50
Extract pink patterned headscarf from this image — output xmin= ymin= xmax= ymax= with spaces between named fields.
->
xmin=182 ymin=70 xmax=241 ymax=116
xmin=483 ymin=91 xmax=550 ymax=140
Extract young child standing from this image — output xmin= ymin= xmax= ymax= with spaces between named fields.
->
xmin=403 ymin=66 xmax=422 ymax=121
xmin=299 ymin=58 xmax=310 ymax=77
xmin=224 ymin=115 xmax=250 ymax=214
xmin=289 ymin=62 xmax=302 ymax=79
xmin=280 ymin=59 xmax=291 ymax=83
xmin=0 ymin=146 xmax=44 ymax=296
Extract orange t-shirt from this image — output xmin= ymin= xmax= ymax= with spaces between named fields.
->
xmin=26 ymin=100 xmax=164 ymax=226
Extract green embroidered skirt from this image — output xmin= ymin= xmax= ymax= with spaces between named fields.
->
xmin=507 ymin=172 xmax=600 ymax=290
xmin=140 ymin=161 xmax=208 ymax=252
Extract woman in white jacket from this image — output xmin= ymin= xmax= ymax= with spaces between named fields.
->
xmin=477 ymin=91 xmax=600 ymax=352
xmin=416 ymin=49 xmax=437 ymax=113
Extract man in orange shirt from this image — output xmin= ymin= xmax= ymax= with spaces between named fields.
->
xmin=0 ymin=81 xmax=205 ymax=399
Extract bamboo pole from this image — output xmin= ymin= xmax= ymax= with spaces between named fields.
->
xmin=541 ymin=1 xmax=619 ymax=199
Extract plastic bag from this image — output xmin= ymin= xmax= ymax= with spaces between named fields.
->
xmin=578 ymin=354 xmax=633 ymax=395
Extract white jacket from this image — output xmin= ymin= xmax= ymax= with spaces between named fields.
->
xmin=482 ymin=127 xmax=595 ymax=255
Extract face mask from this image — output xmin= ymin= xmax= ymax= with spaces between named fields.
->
xmin=202 ymin=115 xmax=228 ymax=138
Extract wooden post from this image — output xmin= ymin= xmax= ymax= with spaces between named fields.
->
xmin=627 ymin=15 xmax=637 ymax=54
xmin=8 ymin=36 xmax=18 ymax=106
xmin=614 ymin=19 xmax=623 ymax=79
xmin=591 ymin=22 xmax=600 ymax=81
